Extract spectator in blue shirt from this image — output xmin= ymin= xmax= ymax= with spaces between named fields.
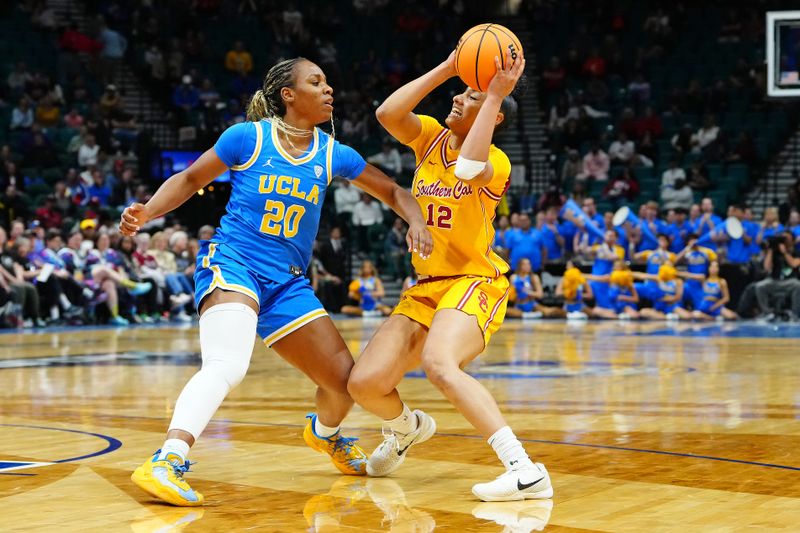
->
xmin=692 ymin=197 xmax=723 ymax=250
xmin=756 ymin=207 xmax=784 ymax=250
xmin=506 ymin=213 xmax=547 ymax=273
xmin=540 ymin=206 xmax=565 ymax=261
xmin=724 ymin=205 xmax=754 ymax=264
xmin=87 ymin=169 xmax=112 ymax=207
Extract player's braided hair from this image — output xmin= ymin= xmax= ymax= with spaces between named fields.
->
xmin=247 ymin=57 xmax=335 ymax=142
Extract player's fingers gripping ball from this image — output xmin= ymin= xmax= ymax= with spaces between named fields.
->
xmin=455 ymin=23 xmax=523 ymax=91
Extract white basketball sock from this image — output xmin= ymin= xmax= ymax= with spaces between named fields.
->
xmin=489 ymin=425 xmax=534 ymax=471
xmin=167 ymin=302 xmax=258 ymax=441
xmin=159 ymin=439 xmax=190 ymax=462
xmin=385 ymin=403 xmax=418 ymax=435
xmin=314 ymin=417 xmax=340 ymax=438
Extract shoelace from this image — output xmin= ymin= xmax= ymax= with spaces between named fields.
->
xmin=332 ymin=435 xmax=360 ymax=455
xmin=168 ymin=459 xmax=195 ymax=479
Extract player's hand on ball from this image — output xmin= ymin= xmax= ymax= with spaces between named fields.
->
xmin=407 ymin=222 xmax=433 ymax=260
xmin=488 ymin=48 xmax=525 ymax=98
xmin=119 ymin=203 xmax=149 ymax=236
xmin=442 ymin=49 xmax=458 ymax=78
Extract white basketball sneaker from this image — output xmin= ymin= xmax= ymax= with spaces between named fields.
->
xmin=472 ymin=463 xmax=553 ymax=502
xmin=366 ymin=409 xmax=436 ymax=477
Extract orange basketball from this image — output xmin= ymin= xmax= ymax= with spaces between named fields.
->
xmin=455 ymin=23 xmax=523 ymax=92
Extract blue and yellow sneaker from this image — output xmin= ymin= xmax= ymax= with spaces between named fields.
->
xmin=303 ymin=413 xmax=368 ymax=476
xmin=131 ymin=450 xmax=204 ymax=506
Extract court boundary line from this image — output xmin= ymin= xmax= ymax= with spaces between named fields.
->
xmin=0 ymin=424 xmax=122 ymax=463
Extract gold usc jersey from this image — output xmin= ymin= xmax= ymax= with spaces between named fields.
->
xmin=405 ymin=115 xmax=511 ymax=278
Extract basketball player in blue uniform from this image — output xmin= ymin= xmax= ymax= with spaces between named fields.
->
xmin=120 ymin=58 xmax=432 ymax=507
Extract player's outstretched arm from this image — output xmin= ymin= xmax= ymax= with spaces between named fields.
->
xmin=375 ymin=51 xmax=457 ymax=145
xmin=457 ymin=49 xmax=525 ymax=187
xmin=352 ymin=163 xmax=432 ymax=259
xmin=119 ymin=149 xmax=228 ymax=236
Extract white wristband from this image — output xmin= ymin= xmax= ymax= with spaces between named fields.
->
xmin=454 ymin=156 xmax=486 ymax=180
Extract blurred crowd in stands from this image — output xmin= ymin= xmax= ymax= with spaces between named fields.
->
xmin=2 ymin=0 xmax=800 ymax=327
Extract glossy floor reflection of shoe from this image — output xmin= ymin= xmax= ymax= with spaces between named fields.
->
xmin=366 ymin=478 xmax=436 ymax=533
xmin=472 ymin=500 xmax=553 ymax=533
xmin=129 ymin=507 xmax=205 ymax=533
xmin=303 ymin=477 xmax=369 ymax=531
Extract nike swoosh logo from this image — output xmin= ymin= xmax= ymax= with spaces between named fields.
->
xmin=397 ymin=444 xmax=411 ymax=456
xmin=517 ymin=477 xmax=545 ymax=491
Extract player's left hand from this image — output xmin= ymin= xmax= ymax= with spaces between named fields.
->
xmin=406 ymin=222 xmax=433 ymax=260
xmin=487 ymin=48 xmax=525 ymax=98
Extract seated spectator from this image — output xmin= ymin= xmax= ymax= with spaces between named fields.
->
xmin=638 ymin=130 xmax=659 ymax=163
xmin=627 ymin=73 xmax=651 ymax=106
xmin=692 ymin=115 xmax=720 ymax=155
xmin=23 ymin=133 xmax=58 ymax=169
xmin=634 ymin=106 xmax=663 ymax=139
xmin=687 ymin=161 xmax=711 ymax=191
xmin=661 ymin=157 xmax=686 ymax=188
xmin=561 ymin=149 xmax=581 ymax=183
xmin=333 ymin=178 xmax=360 ymax=234
xmin=608 ymin=132 xmax=635 ymax=164
xmin=753 ymin=231 xmax=800 ymax=320
xmin=671 ymin=124 xmax=694 ymax=155
xmin=548 ymin=95 xmax=571 ymax=132
xmin=576 ymin=142 xmax=610 ymax=181
xmin=341 ymin=261 xmax=391 ymax=317
xmin=661 ymin=178 xmax=694 ymax=211
xmin=541 ymin=56 xmax=566 ymax=97
xmin=63 ymin=108 xmax=85 ymax=129
xmin=87 ymin=170 xmax=112 ymax=207
xmin=224 ymin=40 xmax=253 ymax=74
xmin=384 ymin=218 xmax=408 ymax=281
xmin=727 ymin=131 xmax=759 ymax=167
xmin=34 ymin=196 xmax=63 ymax=230
xmin=173 ymin=75 xmax=200 ymax=123
xmin=7 ymin=62 xmax=33 ymax=97
xmin=148 ymin=231 xmax=192 ymax=322
xmin=11 ymin=97 xmax=34 ymax=130
xmin=352 ymin=193 xmax=384 ymax=254
xmin=367 ymin=141 xmax=402 ymax=178
xmin=603 ymin=168 xmax=640 ymax=208
xmin=78 ymin=134 xmax=100 ymax=168
xmin=35 ymin=95 xmax=61 ymax=128
xmin=99 ymin=85 xmax=123 ymax=118
xmin=506 ymin=258 xmax=565 ymax=319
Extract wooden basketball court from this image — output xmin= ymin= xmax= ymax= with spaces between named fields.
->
xmin=1 ymin=319 xmax=799 ymax=531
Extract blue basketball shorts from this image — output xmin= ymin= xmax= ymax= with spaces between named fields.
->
xmin=194 ymin=241 xmax=327 ymax=347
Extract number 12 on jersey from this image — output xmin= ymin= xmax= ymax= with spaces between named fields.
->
xmin=426 ymin=203 xmax=452 ymax=229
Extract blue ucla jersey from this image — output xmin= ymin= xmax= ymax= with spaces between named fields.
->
xmin=702 ymin=279 xmax=722 ymax=302
xmin=591 ymin=244 xmax=624 ymax=275
xmin=512 ymin=274 xmax=536 ymax=311
xmin=213 ymin=120 xmax=366 ymax=283
xmin=685 ymin=246 xmax=715 ymax=275
xmin=644 ymin=249 xmax=674 ymax=275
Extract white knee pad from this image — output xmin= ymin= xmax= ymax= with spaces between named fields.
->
xmin=199 ymin=302 xmax=258 ymax=390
